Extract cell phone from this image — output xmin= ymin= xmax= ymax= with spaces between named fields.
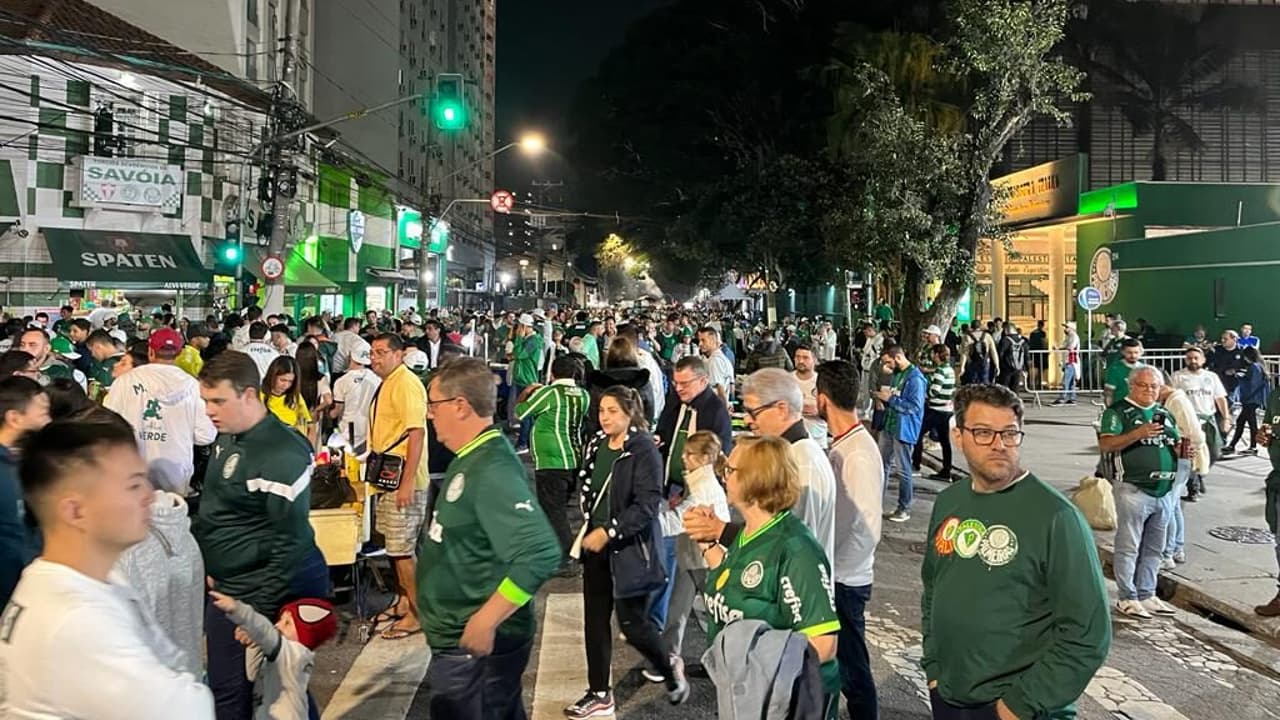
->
xmin=1153 ymin=414 xmax=1167 ymax=427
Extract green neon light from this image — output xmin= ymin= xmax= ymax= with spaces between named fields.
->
xmin=1078 ymin=182 xmax=1139 ymax=216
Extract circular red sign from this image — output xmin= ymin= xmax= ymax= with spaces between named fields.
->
xmin=490 ymin=190 xmax=515 ymax=214
xmin=261 ymin=255 xmax=285 ymax=280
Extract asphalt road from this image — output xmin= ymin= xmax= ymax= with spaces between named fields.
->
xmin=309 ymin=476 xmax=1280 ymax=720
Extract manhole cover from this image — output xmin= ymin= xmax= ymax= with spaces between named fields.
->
xmin=1208 ymin=526 xmax=1275 ymax=544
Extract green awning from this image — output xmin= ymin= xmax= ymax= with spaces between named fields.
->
xmin=251 ymin=248 xmax=339 ymax=292
xmin=43 ymin=228 xmax=210 ymax=290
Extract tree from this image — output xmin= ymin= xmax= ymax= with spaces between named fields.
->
xmin=1078 ymin=2 xmax=1262 ymax=181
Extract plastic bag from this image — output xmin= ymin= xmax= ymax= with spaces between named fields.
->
xmin=1072 ymin=476 xmax=1116 ymax=531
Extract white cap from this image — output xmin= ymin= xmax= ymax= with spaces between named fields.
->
xmin=350 ymin=341 xmax=372 ymax=366
xmin=531 ymin=308 xmax=547 ymax=320
xmin=410 ymin=313 xmax=424 ymax=325
xmin=1063 ymin=321 xmax=1078 ymax=331
xmin=518 ymin=313 xmax=535 ymax=327
xmin=924 ymin=325 xmax=942 ymax=337
xmin=108 ymin=329 xmax=128 ymax=344
xmin=404 ymin=349 xmax=429 ymax=371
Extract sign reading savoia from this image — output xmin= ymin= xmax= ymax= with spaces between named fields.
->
xmin=74 ymin=156 xmax=183 ymax=211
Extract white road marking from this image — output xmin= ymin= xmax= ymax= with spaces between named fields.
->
xmin=320 ymin=634 xmax=430 ymax=720
xmin=531 ymin=593 xmax=588 ymax=719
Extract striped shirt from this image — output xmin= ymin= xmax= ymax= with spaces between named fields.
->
xmin=516 ymin=379 xmax=590 ymax=470
xmin=928 ymin=365 xmax=956 ymax=412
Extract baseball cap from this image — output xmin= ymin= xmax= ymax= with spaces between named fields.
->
xmin=108 ymin=329 xmax=128 ymax=344
xmin=350 ymin=341 xmax=372 ymax=366
xmin=518 ymin=313 xmax=534 ymax=327
xmin=404 ymin=349 xmax=430 ymax=372
xmin=50 ymin=335 xmax=80 ymax=359
xmin=148 ymin=327 xmax=183 ymax=353
xmin=1062 ymin=321 xmax=1078 ymax=331
xmin=531 ymin=308 xmax=547 ymax=320
xmin=924 ymin=325 xmax=943 ymax=337
xmin=279 ymin=599 xmax=337 ymax=650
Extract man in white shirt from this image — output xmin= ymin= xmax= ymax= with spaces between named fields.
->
xmin=421 ymin=320 xmax=445 ymax=369
xmin=231 ymin=306 xmax=262 ymax=351
xmin=858 ymin=322 xmax=885 ymax=412
xmin=329 ymin=341 xmax=381 ymax=452
xmin=741 ymin=368 xmax=837 ymax=560
xmin=270 ymin=324 xmax=298 ymax=357
xmin=1171 ymin=346 xmax=1231 ymax=500
xmin=697 ymin=326 xmax=735 ymax=404
xmin=793 ymin=344 xmax=828 ymax=447
xmin=813 ymin=320 xmax=838 ymax=362
xmin=330 ymin=317 xmax=364 ymax=375
xmin=243 ymin=321 xmax=280 ymax=383
xmin=0 ymin=418 xmax=214 ymax=719
xmin=816 ymin=359 xmax=883 ymax=720
xmin=104 ymin=328 xmax=217 ymax=497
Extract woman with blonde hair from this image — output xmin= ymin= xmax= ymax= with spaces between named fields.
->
xmin=701 ymin=434 xmax=841 ymax=718
xmin=658 ymin=430 xmax=730 ymax=665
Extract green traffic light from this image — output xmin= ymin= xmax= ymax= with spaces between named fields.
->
xmin=222 ymin=245 xmax=240 ymax=262
xmin=434 ymin=99 xmax=467 ymax=131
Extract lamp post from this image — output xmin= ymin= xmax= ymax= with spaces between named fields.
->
xmin=518 ymin=258 xmax=530 ymax=295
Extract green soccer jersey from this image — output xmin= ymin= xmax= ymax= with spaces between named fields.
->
xmin=1101 ymin=400 xmax=1180 ymax=497
xmin=513 ymin=333 xmax=544 ymax=386
xmin=667 ymin=409 xmax=694 ymax=487
xmin=517 ymin=381 xmax=589 ymax=470
xmin=657 ymin=331 xmax=679 ymax=362
xmin=704 ymin=512 xmax=840 ymax=697
xmin=1103 ymin=360 xmax=1145 ymax=404
xmin=87 ymin=355 xmax=120 ymax=402
xmin=418 ymin=427 xmax=561 ymax=650
xmin=921 ymin=473 xmax=1111 ymax=719
xmin=1102 ymin=335 xmax=1130 ymax=369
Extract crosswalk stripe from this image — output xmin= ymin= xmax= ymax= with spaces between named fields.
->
xmin=865 ymin=607 xmax=1189 ymax=718
xmin=320 ymin=635 xmax=430 ymax=720
xmin=532 ymin=593 xmax=586 ymax=719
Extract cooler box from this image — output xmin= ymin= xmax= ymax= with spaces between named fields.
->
xmin=309 ymin=508 xmax=361 ymax=566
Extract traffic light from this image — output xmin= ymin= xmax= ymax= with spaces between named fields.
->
xmin=221 ymin=243 xmax=241 ymax=263
xmin=431 ymin=74 xmax=468 ymax=131
xmin=214 ymin=239 xmax=242 ymax=275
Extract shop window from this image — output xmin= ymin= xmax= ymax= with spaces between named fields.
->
xmin=1005 ymin=275 xmax=1048 ymax=323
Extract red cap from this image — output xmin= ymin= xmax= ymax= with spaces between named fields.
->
xmin=280 ymin=599 xmax=337 ymax=650
xmin=148 ymin=327 xmax=183 ymax=353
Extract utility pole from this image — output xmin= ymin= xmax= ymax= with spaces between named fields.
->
xmin=417 ymin=97 xmax=435 ymax=313
xmin=262 ymin=0 xmax=304 ymax=317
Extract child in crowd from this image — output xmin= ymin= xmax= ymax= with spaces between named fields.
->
xmin=209 ymin=591 xmax=338 ymax=720
xmin=659 ymin=431 xmax=731 ymax=665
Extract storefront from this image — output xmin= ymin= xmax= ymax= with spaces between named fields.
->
xmin=247 ymin=247 xmax=338 ymax=319
xmin=42 ymin=228 xmax=212 ymax=316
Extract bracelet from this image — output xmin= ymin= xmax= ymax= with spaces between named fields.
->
xmin=700 ymin=543 xmax=718 ymax=556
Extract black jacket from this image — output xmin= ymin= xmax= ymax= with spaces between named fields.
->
xmin=655 ymin=385 xmax=735 ymax=469
xmin=578 ymin=430 xmax=666 ymax=598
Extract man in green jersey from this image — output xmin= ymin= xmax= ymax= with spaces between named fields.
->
xmin=1103 ymin=338 xmax=1145 ymax=406
xmin=1099 ymin=366 xmax=1181 ymax=620
xmin=923 ymin=384 xmax=1110 ymax=720
xmin=516 ymin=355 xmax=590 ymax=573
xmin=656 ymin=313 xmax=681 ymax=362
xmin=1254 ymin=393 xmax=1280 ymax=616
xmin=421 ymin=357 xmax=561 ymax=720
xmin=512 ymin=314 xmax=543 ymax=451
xmin=83 ymin=329 xmax=122 ymax=402
xmin=17 ymin=329 xmax=82 ymax=389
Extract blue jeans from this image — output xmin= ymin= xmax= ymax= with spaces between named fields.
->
xmin=835 ymin=583 xmax=877 ymax=720
xmin=647 ymin=535 xmax=678 ymax=630
xmin=427 ymin=634 xmax=532 ymax=720
xmin=878 ymin=432 xmax=914 ymax=513
xmin=1164 ymin=459 xmax=1191 ymax=559
xmin=1113 ymin=483 xmax=1169 ymax=601
xmin=1059 ymin=364 xmax=1077 ymax=402
xmin=513 ymin=384 xmax=532 ymax=447
xmin=208 ymin=546 xmax=330 ymax=720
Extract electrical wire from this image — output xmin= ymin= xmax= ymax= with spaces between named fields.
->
xmin=292 ymin=54 xmax=398 ymax=135
xmin=0 ymin=113 xmax=257 ymax=162
xmin=0 ymin=17 xmax=274 ymax=56
xmin=328 ymin=0 xmax=402 ymax=60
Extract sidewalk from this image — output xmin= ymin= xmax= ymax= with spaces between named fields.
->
xmin=922 ymin=402 xmax=1280 ymax=643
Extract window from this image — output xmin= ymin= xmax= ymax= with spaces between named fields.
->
xmin=247 ymin=0 xmax=258 ymax=25
xmin=246 ymin=38 xmax=258 ymax=80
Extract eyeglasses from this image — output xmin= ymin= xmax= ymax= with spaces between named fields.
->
xmin=744 ymin=401 xmax=781 ymax=420
xmin=426 ymin=396 xmax=461 ymax=411
xmin=1130 ymin=381 xmax=1160 ymax=390
xmin=960 ymin=427 xmax=1025 ymax=447
xmin=673 ymin=377 xmax=706 ymax=390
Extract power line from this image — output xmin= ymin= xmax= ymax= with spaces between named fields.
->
xmin=0 ymin=17 xmax=273 ymax=56
xmin=329 ymin=0 xmax=402 ymax=59
xmin=293 ymin=54 xmax=397 ymax=136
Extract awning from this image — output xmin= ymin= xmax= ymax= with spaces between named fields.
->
xmin=366 ymin=267 xmax=417 ymax=284
xmin=249 ymin=248 xmax=339 ymax=292
xmin=42 ymin=228 xmax=210 ymax=290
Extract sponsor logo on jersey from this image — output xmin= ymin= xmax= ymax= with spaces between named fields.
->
xmin=780 ymin=575 xmax=804 ymax=625
xmin=704 ymin=591 xmax=744 ymax=626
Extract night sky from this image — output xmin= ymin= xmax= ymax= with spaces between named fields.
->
xmin=495 ymin=0 xmax=673 ymax=190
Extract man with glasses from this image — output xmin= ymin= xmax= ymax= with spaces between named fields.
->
xmin=922 ymin=384 xmax=1110 ymax=720
xmin=420 ymin=357 xmax=561 ymax=719
xmin=368 ymin=332 xmax=429 ymax=640
xmin=656 ymin=357 xmax=735 ymax=497
xmin=1099 ymin=366 xmax=1182 ymax=620
xmin=873 ymin=345 xmax=927 ymax=523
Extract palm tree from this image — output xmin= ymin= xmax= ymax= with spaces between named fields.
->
xmin=1082 ymin=3 xmax=1262 ymax=181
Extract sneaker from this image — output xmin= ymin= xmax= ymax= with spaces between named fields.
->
xmin=887 ymin=509 xmax=911 ymax=523
xmin=1115 ymin=599 xmax=1152 ymax=619
xmin=1222 ymin=447 xmax=1237 ymax=457
xmin=1141 ymin=597 xmax=1177 ymax=616
xmin=1173 ymin=551 xmax=1186 ymax=564
xmin=1066 ymin=400 xmax=1077 ymax=405
xmin=1182 ymin=493 xmax=1198 ymax=503
xmin=670 ymin=654 xmax=686 ymax=687
xmin=564 ymin=690 xmax=614 ymax=719
xmin=516 ymin=446 xmax=530 ymax=455
xmin=666 ymin=668 xmax=690 ymax=706
xmin=1051 ymin=398 xmax=1065 ymax=406
xmin=640 ymin=667 xmax=664 ymax=684
xmin=1160 ymin=557 xmax=1177 ymax=571
xmin=928 ymin=471 xmax=952 ymax=481
xmin=1244 ymin=447 xmax=1259 ymax=456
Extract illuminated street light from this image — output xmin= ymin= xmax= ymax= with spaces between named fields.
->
xmin=519 ymin=258 xmax=530 ymax=268
xmin=499 ymin=272 xmax=513 ymax=284
xmin=519 ymin=133 xmax=546 ymax=154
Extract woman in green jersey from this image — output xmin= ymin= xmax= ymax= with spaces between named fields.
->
xmin=701 ymin=435 xmax=841 ymax=718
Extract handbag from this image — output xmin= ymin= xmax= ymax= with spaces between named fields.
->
xmin=364 ymin=383 xmax=408 ymax=492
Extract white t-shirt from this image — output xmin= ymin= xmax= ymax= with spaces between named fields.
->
xmin=827 ymin=425 xmax=883 ymax=587
xmin=0 ymin=560 xmax=214 ymax=719
xmin=704 ymin=349 xmax=735 ymax=398
xmin=790 ymin=437 xmax=837 ymax=563
xmin=794 ymin=371 xmax=829 ymax=448
xmin=244 ymin=341 xmax=281 ymax=383
xmin=332 ymin=367 xmax=381 ymax=451
xmin=1171 ymin=368 xmax=1227 ymax=418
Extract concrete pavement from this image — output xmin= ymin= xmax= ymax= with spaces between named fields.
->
xmin=918 ymin=400 xmax=1280 ymax=653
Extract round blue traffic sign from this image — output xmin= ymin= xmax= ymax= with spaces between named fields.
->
xmin=1078 ymin=286 xmax=1102 ymax=311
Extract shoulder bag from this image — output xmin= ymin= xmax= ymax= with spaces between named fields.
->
xmin=363 ymin=383 xmax=409 ymax=492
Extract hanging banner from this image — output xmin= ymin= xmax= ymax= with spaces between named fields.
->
xmin=72 ymin=156 xmax=182 ymax=212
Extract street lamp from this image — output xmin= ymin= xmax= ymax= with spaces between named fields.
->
xmin=518 ymin=133 xmax=546 ymax=154
xmin=430 ymin=131 xmax=548 ymax=191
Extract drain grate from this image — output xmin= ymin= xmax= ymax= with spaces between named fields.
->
xmin=1207 ymin=525 xmax=1275 ymax=544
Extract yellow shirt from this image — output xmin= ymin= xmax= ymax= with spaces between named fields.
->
xmin=175 ymin=345 xmax=203 ymax=378
xmin=263 ymin=392 xmax=312 ymax=430
xmin=368 ymin=364 xmax=429 ymax=490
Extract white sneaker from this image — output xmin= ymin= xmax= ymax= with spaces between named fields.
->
xmin=1173 ymin=551 xmax=1186 ymax=564
xmin=1160 ymin=557 xmax=1177 ymax=571
xmin=1115 ymin=599 xmax=1152 ymax=619
xmin=887 ymin=509 xmax=911 ymax=523
xmin=1141 ymin=597 xmax=1177 ymax=616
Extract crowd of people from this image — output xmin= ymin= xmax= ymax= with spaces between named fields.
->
xmin=0 ymin=299 xmax=1132 ymax=720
